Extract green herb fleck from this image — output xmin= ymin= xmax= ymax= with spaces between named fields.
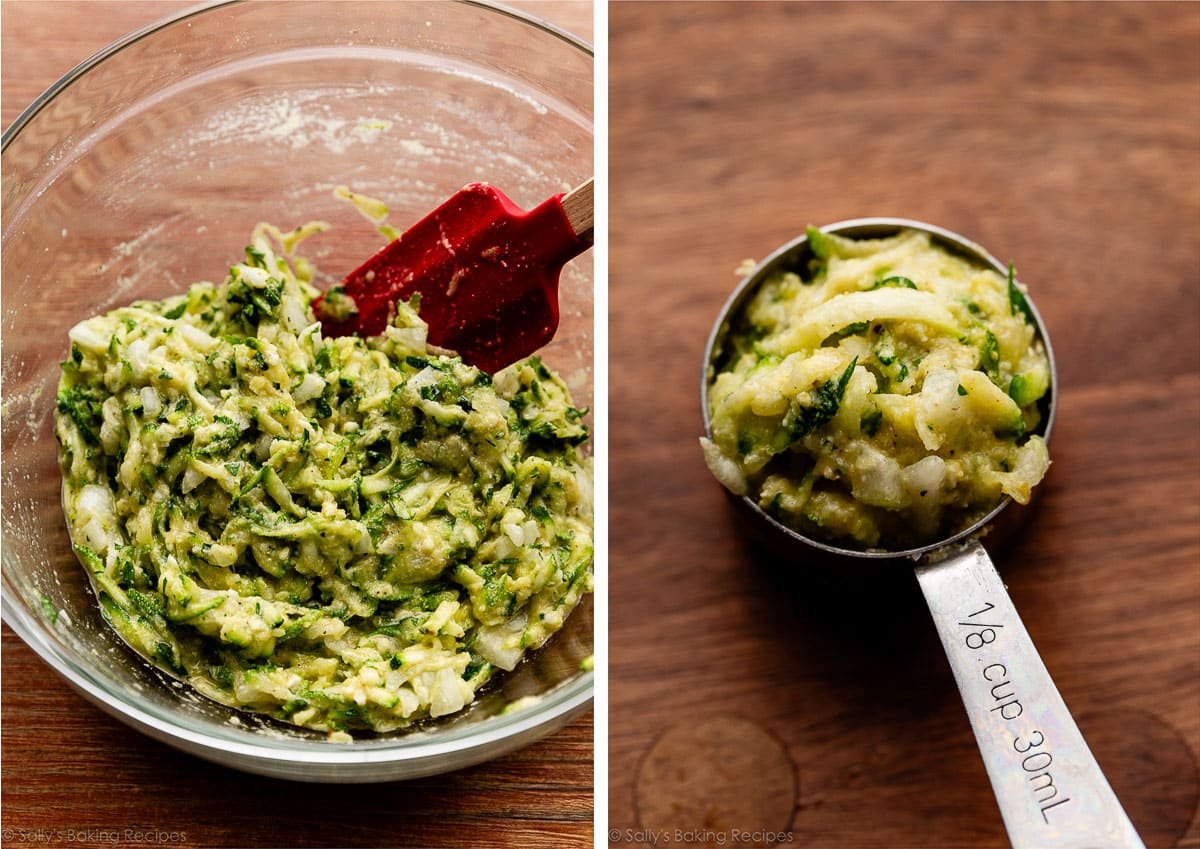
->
xmin=979 ymin=330 xmax=1000 ymax=380
xmin=56 ymin=386 xmax=104 ymax=444
xmin=244 ymin=245 xmax=267 ymax=269
xmin=872 ymin=275 xmax=918 ymax=290
xmin=787 ymin=357 xmax=857 ymax=441
xmin=39 ymin=594 xmax=58 ymax=624
xmin=828 ymin=321 xmax=870 ymax=343
xmin=860 ymin=408 xmax=883 ymax=437
xmin=806 ymin=225 xmax=833 ymax=259
xmin=1008 ymin=264 xmax=1035 ymax=326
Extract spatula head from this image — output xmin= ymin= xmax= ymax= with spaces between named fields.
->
xmin=316 ymin=183 xmax=588 ymax=373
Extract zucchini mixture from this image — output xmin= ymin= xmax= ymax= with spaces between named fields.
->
xmin=703 ymin=226 xmax=1050 ymax=550
xmin=55 ymin=224 xmax=593 ymax=736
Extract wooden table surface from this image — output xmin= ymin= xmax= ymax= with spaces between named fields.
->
xmin=609 ymin=3 xmax=1199 ymax=848
xmin=0 ymin=3 xmax=593 ymax=849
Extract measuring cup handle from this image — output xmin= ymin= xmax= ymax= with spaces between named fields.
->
xmin=914 ymin=543 xmax=1145 ymax=849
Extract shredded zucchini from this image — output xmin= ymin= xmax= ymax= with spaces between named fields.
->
xmin=55 ymin=225 xmax=592 ymax=736
xmin=704 ymin=227 xmax=1050 ymax=550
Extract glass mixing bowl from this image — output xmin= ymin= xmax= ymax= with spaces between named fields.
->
xmin=1 ymin=0 xmax=593 ymax=782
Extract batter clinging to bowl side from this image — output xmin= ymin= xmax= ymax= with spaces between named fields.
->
xmin=702 ymin=226 xmax=1050 ymax=550
xmin=54 ymin=222 xmax=593 ymax=738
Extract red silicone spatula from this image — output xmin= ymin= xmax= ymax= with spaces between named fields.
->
xmin=315 ymin=178 xmax=593 ymax=373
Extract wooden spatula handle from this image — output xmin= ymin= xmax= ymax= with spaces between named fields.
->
xmin=561 ymin=177 xmax=594 ymax=244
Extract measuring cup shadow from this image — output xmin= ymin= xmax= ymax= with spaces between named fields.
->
xmin=723 ymin=498 xmax=971 ymax=717
xmin=728 ymin=485 xmax=1074 ymax=744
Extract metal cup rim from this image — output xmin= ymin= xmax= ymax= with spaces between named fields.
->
xmin=700 ymin=217 xmax=1058 ymax=563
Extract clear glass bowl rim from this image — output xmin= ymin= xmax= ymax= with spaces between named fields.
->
xmin=1 ymin=0 xmax=595 ymax=147
xmin=1 ymin=0 xmax=594 ymax=769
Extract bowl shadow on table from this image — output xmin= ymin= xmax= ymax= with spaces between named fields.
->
xmin=61 ymin=704 xmax=591 ymax=849
xmin=2 ymin=601 xmax=593 ymax=848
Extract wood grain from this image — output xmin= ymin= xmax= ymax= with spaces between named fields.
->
xmin=1 ymin=3 xmax=593 ymax=848
xmin=609 ymin=3 xmax=1200 ymax=847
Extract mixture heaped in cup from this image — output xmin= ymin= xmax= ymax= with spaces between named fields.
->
xmin=54 ymin=223 xmax=593 ymax=738
xmin=703 ymin=226 xmax=1050 ymax=550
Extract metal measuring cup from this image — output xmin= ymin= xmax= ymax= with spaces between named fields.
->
xmin=701 ymin=219 xmax=1144 ymax=848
